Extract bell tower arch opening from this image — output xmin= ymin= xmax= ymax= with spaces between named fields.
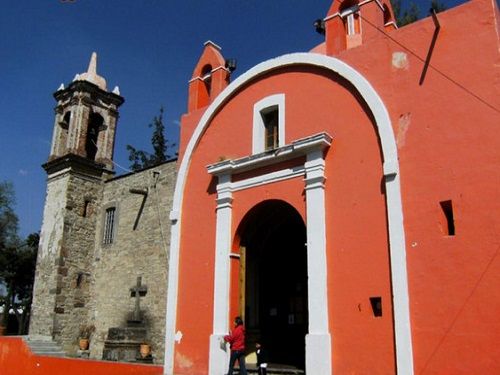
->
xmin=85 ymin=112 xmax=104 ymax=161
xmin=237 ymin=200 xmax=308 ymax=370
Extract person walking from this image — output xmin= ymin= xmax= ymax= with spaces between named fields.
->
xmin=256 ymin=341 xmax=268 ymax=375
xmin=224 ymin=316 xmax=247 ymax=375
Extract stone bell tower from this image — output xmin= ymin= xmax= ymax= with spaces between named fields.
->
xmin=29 ymin=53 xmax=124 ymax=353
xmin=48 ymin=52 xmax=123 ymax=172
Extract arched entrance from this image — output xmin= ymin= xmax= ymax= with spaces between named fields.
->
xmin=238 ymin=200 xmax=307 ymax=370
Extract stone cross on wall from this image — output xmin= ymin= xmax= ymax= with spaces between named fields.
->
xmin=130 ymin=276 xmax=147 ymax=322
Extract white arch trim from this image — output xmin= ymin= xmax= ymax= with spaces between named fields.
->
xmin=163 ymin=52 xmax=414 ymax=375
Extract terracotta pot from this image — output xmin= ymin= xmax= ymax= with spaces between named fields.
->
xmin=139 ymin=343 xmax=151 ymax=358
xmin=78 ymin=338 xmax=89 ymax=350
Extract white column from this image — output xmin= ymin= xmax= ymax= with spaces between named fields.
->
xmin=163 ymin=211 xmax=179 ymax=375
xmin=304 ymin=149 xmax=332 ymax=375
xmin=384 ymin=170 xmax=414 ymax=375
xmin=209 ymin=173 xmax=232 ymax=375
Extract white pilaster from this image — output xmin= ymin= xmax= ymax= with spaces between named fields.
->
xmin=385 ymin=171 xmax=414 ymax=374
xmin=209 ymin=173 xmax=232 ymax=375
xmin=304 ymin=149 xmax=332 ymax=375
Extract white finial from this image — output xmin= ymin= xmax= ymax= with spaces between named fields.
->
xmin=112 ymin=86 xmax=120 ymax=95
xmin=57 ymin=83 xmax=65 ymax=91
xmin=73 ymin=74 xmax=80 ymax=81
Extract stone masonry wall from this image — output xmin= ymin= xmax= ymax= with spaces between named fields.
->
xmin=53 ymin=173 xmax=103 ymax=354
xmin=30 ymin=174 xmax=70 ymax=337
xmin=30 ymin=169 xmax=104 ymax=356
xmin=87 ymin=161 xmax=176 ymax=364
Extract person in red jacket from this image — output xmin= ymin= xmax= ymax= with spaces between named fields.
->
xmin=224 ymin=316 xmax=247 ymax=375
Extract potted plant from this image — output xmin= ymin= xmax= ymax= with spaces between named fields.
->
xmin=78 ymin=324 xmax=95 ymax=350
xmin=139 ymin=341 xmax=151 ymax=358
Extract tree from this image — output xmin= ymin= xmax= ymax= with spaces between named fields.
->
xmin=0 ymin=181 xmax=38 ymax=334
xmin=391 ymin=0 xmax=420 ymax=27
xmin=390 ymin=0 xmax=447 ymax=27
xmin=126 ymin=107 xmax=177 ymax=171
xmin=0 ymin=182 xmax=18 ymax=248
xmin=431 ymin=0 xmax=447 ymax=13
xmin=0 ymin=233 xmax=38 ymax=334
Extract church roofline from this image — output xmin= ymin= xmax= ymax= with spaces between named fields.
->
xmin=53 ymin=80 xmax=124 ymax=106
xmin=105 ymin=158 xmax=178 ymax=183
xmin=42 ymin=153 xmax=113 ymax=178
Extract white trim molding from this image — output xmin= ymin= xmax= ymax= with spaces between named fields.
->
xmin=208 ymin=173 xmax=233 ymax=375
xmin=304 ymin=149 xmax=332 ymax=374
xmin=164 ymin=53 xmax=413 ymax=375
xmin=252 ymin=94 xmax=285 ymax=154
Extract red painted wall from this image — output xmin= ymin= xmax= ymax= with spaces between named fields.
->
xmin=0 ymin=337 xmax=163 ymax=375
xmin=175 ymin=67 xmax=396 ymax=374
xmin=174 ymin=0 xmax=500 ymax=374
xmin=332 ymin=1 xmax=500 ymax=373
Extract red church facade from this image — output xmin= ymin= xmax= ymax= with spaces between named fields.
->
xmin=164 ymin=1 xmax=500 ymax=374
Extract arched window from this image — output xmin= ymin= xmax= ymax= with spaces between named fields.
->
xmin=61 ymin=111 xmax=71 ymax=128
xmin=252 ymin=94 xmax=285 ymax=154
xmin=383 ymin=4 xmax=392 ymax=25
xmin=58 ymin=111 xmax=71 ymax=155
xmin=201 ymin=64 xmax=213 ymax=97
xmin=86 ymin=113 xmax=104 ymax=161
xmin=340 ymin=1 xmax=361 ymax=36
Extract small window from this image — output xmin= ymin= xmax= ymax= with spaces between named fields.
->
xmin=440 ymin=200 xmax=455 ymax=236
xmin=76 ymin=273 xmax=84 ymax=288
xmin=82 ymin=199 xmax=91 ymax=217
xmin=252 ymin=94 xmax=285 ymax=154
xmin=370 ymin=297 xmax=383 ymax=317
xmin=263 ymin=106 xmax=279 ymax=150
xmin=103 ymin=207 xmax=116 ymax=244
xmin=346 ymin=12 xmax=360 ymax=35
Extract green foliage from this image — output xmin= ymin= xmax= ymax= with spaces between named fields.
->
xmin=0 ymin=233 xmax=38 ymax=334
xmin=0 ymin=182 xmax=18 ymax=248
xmin=127 ymin=107 xmax=177 ymax=171
xmin=0 ymin=181 xmax=38 ymax=334
xmin=431 ymin=0 xmax=447 ymax=13
xmin=390 ymin=0 xmax=447 ymax=27
xmin=79 ymin=323 xmax=95 ymax=339
xmin=0 ymin=232 xmax=38 ymax=334
xmin=391 ymin=0 xmax=419 ymax=27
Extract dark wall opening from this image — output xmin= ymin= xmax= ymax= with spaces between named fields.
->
xmin=239 ymin=200 xmax=307 ymax=370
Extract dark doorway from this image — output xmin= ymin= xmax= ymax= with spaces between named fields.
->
xmin=239 ymin=200 xmax=307 ymax=370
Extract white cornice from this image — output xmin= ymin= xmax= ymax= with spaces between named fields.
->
xmin=207 ymin=132 xmax=332 ymax=176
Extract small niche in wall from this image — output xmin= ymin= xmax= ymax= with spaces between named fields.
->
xmin=370 ymin=297 xmax=383 ymax=317
xmin=440 ymin=200 xmax=455 ymax=236
xmin=76 ymin=273 xmax=84 ymax=288
xmin=82 ymin=199 xmax=91 ymax=217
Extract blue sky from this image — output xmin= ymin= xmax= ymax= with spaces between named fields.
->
xmin=0 ymin=0 xmax=468 ymax=238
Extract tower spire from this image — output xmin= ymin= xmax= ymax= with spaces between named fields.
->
xmin=75 ymin=51 xmax=107 ymax=91
xmin=87 ymin=52 xmax=98 ymax=76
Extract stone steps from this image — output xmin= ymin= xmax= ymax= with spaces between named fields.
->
xmin=238 ymin=365 xmax=305 ymax=375
xmin=24 ymin=336 xmax=66 ymax=357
